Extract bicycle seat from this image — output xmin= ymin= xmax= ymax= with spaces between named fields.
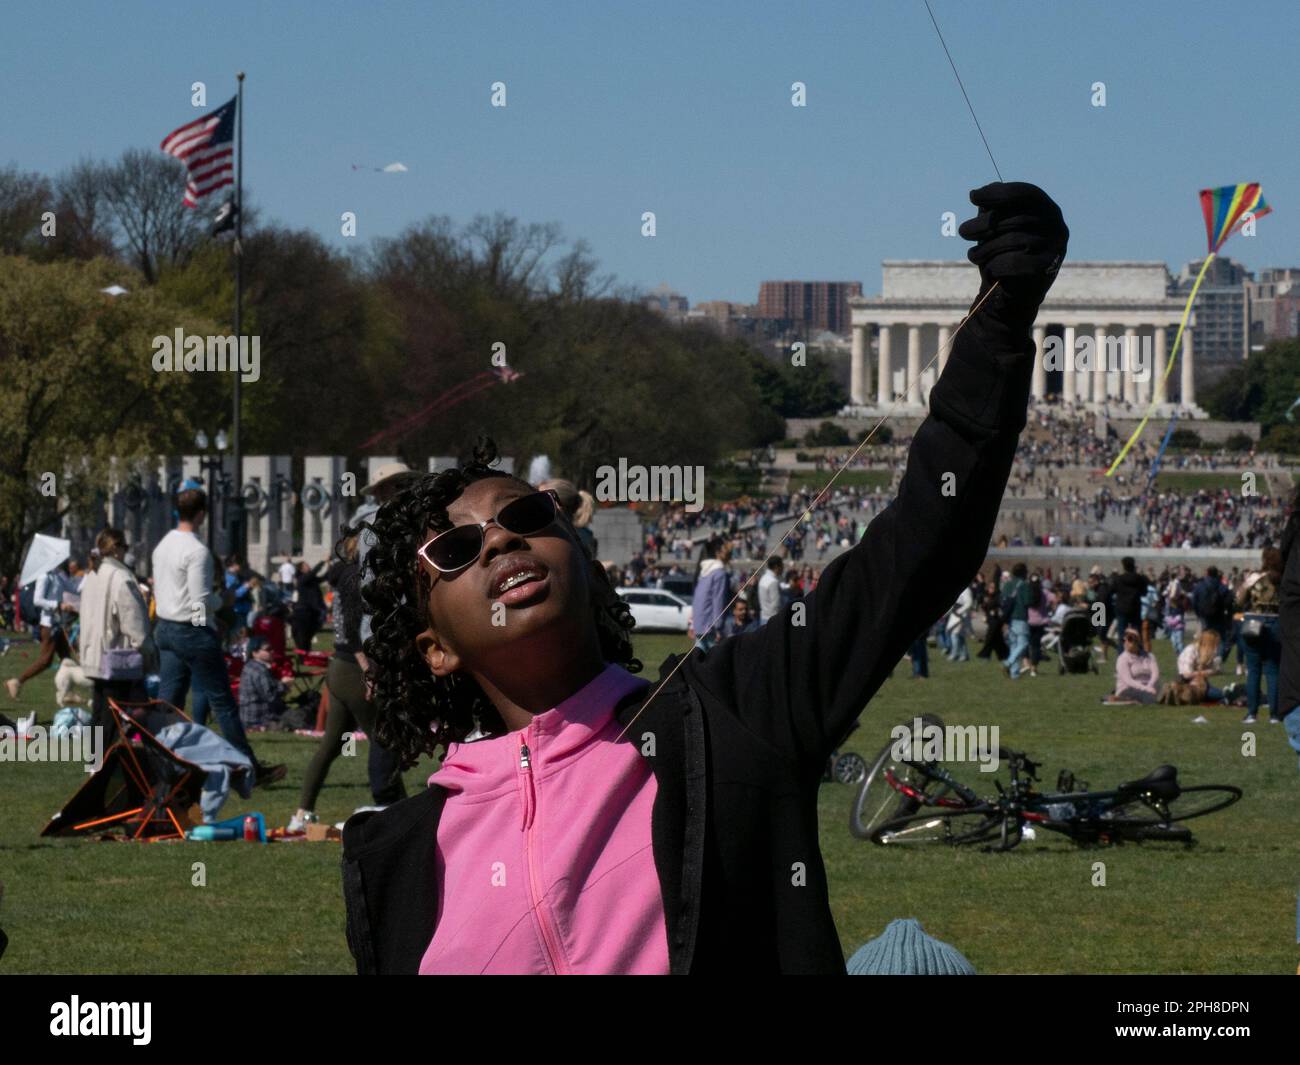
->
xmin=1118 ymin=764 xmax=1180 ymax=801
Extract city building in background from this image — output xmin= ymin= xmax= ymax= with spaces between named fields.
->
xmin=755 ymin=280 xmax=862 ymax=336
xmin=1246 ymin=267 xmax=1300 ymax=350
xmin=1172 ymin=256 xmax=1250 ymax=377
xmin=643 ymin=282 xmax=689 ymax=321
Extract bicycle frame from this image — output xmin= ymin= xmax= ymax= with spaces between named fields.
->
xmin=881 ymin=753 xmax=1183 ymax=841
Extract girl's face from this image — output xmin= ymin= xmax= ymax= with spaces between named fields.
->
xmin=415 ymin=477 xmax=593 ymax=678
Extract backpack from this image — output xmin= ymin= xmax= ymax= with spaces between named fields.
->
xmin=1193 ymin=579 xmax=1225 ymax=619
xmin=18 ymin=581 xmax=39 ymax=627
xmin=1142 ymin=588 xmax=1161 ymax=622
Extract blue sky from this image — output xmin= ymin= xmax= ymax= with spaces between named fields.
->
xmin=4 ymin=0 xmax=1296 ymax=302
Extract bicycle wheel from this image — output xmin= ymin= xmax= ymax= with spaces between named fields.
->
xmin=870 ymin=806 xmax=1005 ymax=847
xmin=1102 ymin=784 xmax=1242 ymax=826
xmin=849 ymin=714 xmax=948 ymax=841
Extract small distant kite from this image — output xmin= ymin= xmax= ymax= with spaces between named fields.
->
xmin=1107 ymin=183 xmax=1272 ymax=476
xmin=359 ymin=365 xmax=524 ymax=450
xmin=351 ymin=162 xmax=408 ymax=173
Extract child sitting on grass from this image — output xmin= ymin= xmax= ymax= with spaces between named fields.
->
xmin=238 ymin=636 xmax=287 ymax=731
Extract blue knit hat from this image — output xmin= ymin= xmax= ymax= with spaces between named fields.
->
xmin=846 ymin=918 xmax=976 ymax=975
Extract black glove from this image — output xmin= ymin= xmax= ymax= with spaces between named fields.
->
xmin=959 ymin=182 xmax=1068 ymax=316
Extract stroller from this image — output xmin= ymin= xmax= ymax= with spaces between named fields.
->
xmin=1043 ymin=608 xmax=1098 ymax=674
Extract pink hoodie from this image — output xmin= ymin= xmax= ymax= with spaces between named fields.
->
xmin=418 ymin=663 xmax=669 ymax=975
xmin=1115 ymin=650 xmax=1160 ymax=703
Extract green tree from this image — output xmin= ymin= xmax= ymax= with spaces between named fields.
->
xmin=1203 ymin=339 xmax=1300 ymax=429
xmin=803 ymin=421 xmax=852 ymax=447
xmin=360 ymin=215 xmax=784 ymax=479
xmin=0 ymin=255 xmax=216 ymax=574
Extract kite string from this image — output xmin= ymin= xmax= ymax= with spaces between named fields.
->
xmin=616 ymin=2 xmax=1010 ymax=742
xmin=923 ymin=0 xmax=1003 ymax=182
xmin=1105 ymin=251 xmax=1215 ymax=476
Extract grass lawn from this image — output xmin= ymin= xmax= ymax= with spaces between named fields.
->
xmin=1151 ymin=471 xmax=1253 ymax=493
xmin=789 ymin=469 xmax=892 ymax=493
xmin=1 ymin=628 xmax=1295 ymax=974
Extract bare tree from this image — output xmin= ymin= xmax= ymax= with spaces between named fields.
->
xmin=550 ymin=239 xmax=614 ymax=304
xmin=50 ymin=159 xmax=117 ymax=260
xmin=0 ymin=166 xmax=52 ymax=255
xmin=100 ymin=148 xmax=206 ymax=282
xmin=464 ymin=212 xmax=562 ymax=299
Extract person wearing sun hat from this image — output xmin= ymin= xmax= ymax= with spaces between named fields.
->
xmin=846 ymin=918 xmax=977 ymax=975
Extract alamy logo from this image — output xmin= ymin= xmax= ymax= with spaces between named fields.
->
xmin=151 ymin=328 xmax=261 ymax=383
xmin=0 ymin=724 xmax=103 ymax=774
xmin=890 ymin=716 xmax=1000 ymax=773
xmin=594 ymin=459 xmax=704 ymax=513
xmin=50 ymin=997 xmax=151 ymax=1045
xmin=1042 ymin=334 xmax=1152 ymax=379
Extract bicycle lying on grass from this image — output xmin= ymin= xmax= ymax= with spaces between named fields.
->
xmin=849 ymin=714 xmax=1241 ymax=851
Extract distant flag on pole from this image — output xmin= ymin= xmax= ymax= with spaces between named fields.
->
xmin=160 ymin=96 xmax=237 ymax=206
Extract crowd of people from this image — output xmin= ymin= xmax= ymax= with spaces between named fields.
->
xmin=619 ymin=518 xmax=1294 ymax=730
xmin=0 ymin=465 xmax=623 ymax=833
xmin=908 ymin=552 xmax=1289 ymax=724
xmin=0 ymin=472 xmax=419 ymax=825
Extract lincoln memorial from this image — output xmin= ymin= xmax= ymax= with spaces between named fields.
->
xmin=845 ymin=261 xmax=1202 ymax=416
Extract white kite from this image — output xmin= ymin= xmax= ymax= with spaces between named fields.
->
xmin=19 ymin=533 xmax=71 ymax=589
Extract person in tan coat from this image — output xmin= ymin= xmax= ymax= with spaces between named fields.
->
xmin=79 ymin=528 xmax=155 ymax=729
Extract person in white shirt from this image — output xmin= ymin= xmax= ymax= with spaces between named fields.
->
xmin=151 ymin=487 xmax=284 ymax=788
xmin=1177 ymin=629 xmax=1226 ymax=702
xmin=5 ymin=561 xmax=78 ymax=701
xmin=944 ymin=584 xmax=976 ymax=661
xmin=278 ymin=558 xmax=296 ymax=600
xmin=757 ymin=558 xmax=790 ymax=624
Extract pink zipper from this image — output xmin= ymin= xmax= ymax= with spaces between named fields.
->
xmin=518 ymin=730 xmax=567 ymax=974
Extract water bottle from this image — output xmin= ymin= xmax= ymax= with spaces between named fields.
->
xmin=187 ymin=825 xmax=237 ymax=841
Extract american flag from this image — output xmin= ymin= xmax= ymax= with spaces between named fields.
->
xmin=160 ymin=96 xmax=236 ymax=207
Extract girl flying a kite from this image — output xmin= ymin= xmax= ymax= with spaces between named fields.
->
xmin=341 ymin=181 xmax=1069 ymax=974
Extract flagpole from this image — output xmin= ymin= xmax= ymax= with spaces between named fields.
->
xmin=231 ymin=71 xmax=245 ymax=562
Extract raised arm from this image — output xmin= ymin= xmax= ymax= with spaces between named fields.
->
xmin=680 ymin=182 xmax=1068 ymax=773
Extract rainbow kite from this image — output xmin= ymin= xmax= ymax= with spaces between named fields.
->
xmin=1106 ymin=183 xmax=1272 ymax=476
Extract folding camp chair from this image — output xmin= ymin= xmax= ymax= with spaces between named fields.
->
xmin=40 ymin=699 xmax=212 ymax=842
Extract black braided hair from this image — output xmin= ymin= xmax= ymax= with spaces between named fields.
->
xmin=350 ymin=436 xmax=639 ymax=769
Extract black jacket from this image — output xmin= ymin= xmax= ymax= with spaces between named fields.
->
xmin=342 ymin=286 xmax=1036 ymax=974
xmin=1280 ymin=516 xmax=1300 ymax=719
xmin=1112 ymin=570 xmax=1149 ymax=619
